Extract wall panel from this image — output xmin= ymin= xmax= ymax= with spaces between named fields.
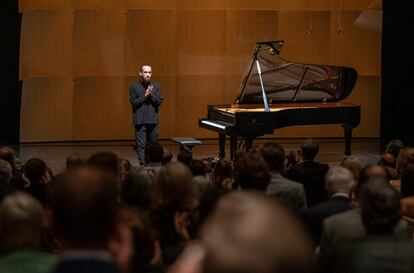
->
xmin=19 ymin=10 xmax=73 ymax=79
xmin=125 ymin=10 xmax=176 ymax=76
xmin=73 ymin=0 xmax=125 ymax=10
xmin=72 ymin=10 xmax=126 ymax=76
xmin=19 ymin=0 xmax=71 ymax=11
xmin=72 ymin=76 xmax=131 ymax=140
xmin=176 ymin=10 xmax=227 ymax=75
xmin=20 ymin=77 xmax=73 ymax=142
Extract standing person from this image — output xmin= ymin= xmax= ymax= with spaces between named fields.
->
xmin=129 ymin=64 xmax=163 ymax=165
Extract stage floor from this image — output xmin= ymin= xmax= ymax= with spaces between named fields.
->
xmin=13 ymin=138 xmax=382 ymax=174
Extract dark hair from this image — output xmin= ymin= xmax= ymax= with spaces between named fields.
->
xmin=122 ymin=167 xmax=153 ymax=210
xmin=139 ymin=64 xmax=151 ymax=72
xmin=301 ymin=138 xmax=319 ymax=160
xmin=51 ymin=165 xmax=119 ymax=247
xmin=360 ymin=177 xmax=400 ymax=235
xmin=0 ymin=147 xmax=17 ymax=169
xmin=189 ymin=159 xmax=206 ymax=176
xmin=356 ymin=164 xmax=387 ymax=197
xmin=66 ymin=153 xmax=83 ymax=169
xmin=386 ymin=138 xmax=404 ymax=158
xmin=235 ymin=151 xmax=271 ymax=191
xmin=401 ymin=163 xmax=414 ymax=198
xmin=161 ymin=148 xmax=173 ymax=165
xmin=260 ymin=142 xmax=286 ymax=172
xmin=145 ymin=141 xmax=163 ymax=163
xmin=24 ymin=158 xmax=47 ymax=182
xmin=88 ymin=152 xmax=120 ymax=176
xmin=213 ymin=159 xmax=233 ymax=184
xmin=177 ymin=149 xmax=193 ymax=166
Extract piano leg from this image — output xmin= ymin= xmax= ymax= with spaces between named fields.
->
xmin=244 ymin=137 xmax=254 ymax=152
xmin=219 ymin=133 xmax=226 ymax=159
xmin=341 ymin=124 xmax=353 ymax=156
xmin=230 ymin=136 xmax=237 ymax=161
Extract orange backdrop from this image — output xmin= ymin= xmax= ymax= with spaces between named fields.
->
xmin=19 ymin=0 xmax=382 ymax=142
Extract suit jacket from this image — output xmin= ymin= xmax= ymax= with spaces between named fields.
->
xmin=288 ymin=160 xmax=329 ymax=207
xmin=319 ymin=209 xmax=409 ymax=260
xmin=129 ymin=80 xmax=163 ymax=125
xmin=304 ymin=195 xmax=351 ymax=244
xmin=326 ymin=235 xmax=414 ymax=273
xmin=266 ymin=173 xmax=307 ymax=214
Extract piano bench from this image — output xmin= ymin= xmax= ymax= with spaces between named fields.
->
xmin=170 ymin=137 xmax=202 ymax=154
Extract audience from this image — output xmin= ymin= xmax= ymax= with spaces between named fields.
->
xmin=0 ymin=192 xmax=57 ymax=273
xmin=288 ymin=138 xmax=329 ymax=207
xmin=0 ymin=139 xmax=413 ymax=273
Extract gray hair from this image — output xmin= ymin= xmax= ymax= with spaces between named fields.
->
xmin=0 ymin=192 xmax=44 ymax=252
xmin=325 ymin=167 xmax=355 ymax=196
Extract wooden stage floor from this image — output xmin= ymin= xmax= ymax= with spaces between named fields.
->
xmin=13 ymin=138 xmax=382 ymax=174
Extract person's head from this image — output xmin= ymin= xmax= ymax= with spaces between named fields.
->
xmin=196 ymin=192 xmax=313 ymax=273
xmin=0 ymin=146 xmax=17 ymax=170
xmin=235 ymin=151 xmax=271 ymax=191
xmin=260 ymin=142 xmax=286 ymax=173
xmin=341 ymin=156 xmax=362 ymax=182
xmin=189 ymin=159 xmax=206 ymax=177
xmin=139 ymin=64 xmax=152 ymax=83
xmin=145 ymin=141 xmax=163 ymax=164
xmin=177 ymin=149 xmax=193 ymax=166
xmin=356 ymin=164 xmax=387 ymax=198
xmin=161 ymin=148 xmax=173 ymax=165
xmin=51 ymin=165 xmax=119 ymax=249
xmin=120 ymin=158 xmax=132 ymax=181
xmin=0 ymin=159 xmax=12 ymax=185
xmin=121 ymin=166 xmax=153 ymax=210
xmin=325 ymin=167 xmax=355 ymax=197
xmin=213 ymin=159 xmax=233 ymax=184
xmin=385 ymin=138 xmax=404 ymax=159
xmin=301 ymin=138 xmax=319 ymax=161
xmin=359 ymin=177 xmax=400 ymax=235
xmin=396 ymin=147 xmax=414 ymax=176
xmin=379 ymin=153 xmax=396 ymax=168
xmin=152 ymin=162 xmax=198 ymax=211
xmin=23 ymin=158 xmax=47 ymax=184
xmin=66 ymin=153 xmax=83 ymax=169
xmin=0 ymin=192 xmax=44 ymax=253
xmin=88 ymin=151 xmax=120 ymax=177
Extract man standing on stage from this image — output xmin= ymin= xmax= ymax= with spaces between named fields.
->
xmin=129 ymin=64 xmax=163 ymax=165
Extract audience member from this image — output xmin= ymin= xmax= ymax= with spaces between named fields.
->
xmin=121 ymin=166 xmax=153 ymax=212
xmin=0 ymin=192 xmax=57 ymax=273
xmin=50 ymin=165 xmax=131 ymax=273
xmin=385 ymin=138 xmax=404 ymax=159
xmin=161 ymin=148 xmax=173 ymax=166
xmin=177 ymin=147 xmax=192 ymax=167
xmin=392 ymin=147 xmax=414 ymax=191
xmin=0 ymin=146 xmax=24 ymax=189
xmin=66 ymin=153 xmax=83 ymax=169
xmin=235 ymin=151 xmax=271 ymax=191
xmin=327 ymin=178 xmax=414 ymax=273
xmin=341 ymin=156 xmax=362 ymax=182
xmin=260 ymin=142 xmax=307 ymax=213
xmin=23 ymin=158 xmax=50 ymax=206
xmin=304 ymin=167 xmax=353 ymax=244
xmin=0 ymin=159 xmax=16 ymax=202
xmin=170 ymin=191 xmax=313 ymax=273
xmin=288 ymin=138 xmax=329 ymax=207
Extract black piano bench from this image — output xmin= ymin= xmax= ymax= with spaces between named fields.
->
xmin=170 ymin=137 xmax=202 ymax=155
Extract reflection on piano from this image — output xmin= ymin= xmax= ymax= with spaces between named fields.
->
xmin=199 ymin=41 xmax=360 ymax=160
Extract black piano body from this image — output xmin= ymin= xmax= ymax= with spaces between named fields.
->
xmin=199 ymin=41 xmax=360 ymax=159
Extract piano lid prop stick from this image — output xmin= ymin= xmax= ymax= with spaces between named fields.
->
xmin=255 ymin=60 xmax=270 ymax=112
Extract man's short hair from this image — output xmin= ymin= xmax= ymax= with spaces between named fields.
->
xmin=51 ymin=165 xmax=119 ymax=248
xmin=66 ymin=153 xmax=83 ymax=169
xmin=0 ymin=159 xmax=12 ymax=184
xmin=24 ymin=158 xmax=47 ymax=182
xmin=200 ymin=192 xmax=313 ymax=273
xmin=260 ymin=142 xmax=286 ymax=172
xmin=235 ymin=151 xmax=271 ymax=191
xmin=88 ymin=152 xmax=120 ymax=177
xmin=0 ymin=192 xmax=44 ymax=252
xmin=359 ymin=177 xmax=400 ymax=235
xmin=189 ymin=159 xmax=206 ymax=176
xmin=139 ymin=64 xmax=151 ymax=72
xmin=145 ymin=141 xmax=163 ymax=163
xmin=301 ymin=138 xmax=319 ymax=160
xmin=325 ymin=167 xmax=354 ymax=196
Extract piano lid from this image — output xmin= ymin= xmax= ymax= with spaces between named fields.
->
xmin=235 ymin=41 xmax=358 ymax=104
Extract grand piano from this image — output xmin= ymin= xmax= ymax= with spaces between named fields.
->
xmin=199 ymin=41 xmax=360 ymax=160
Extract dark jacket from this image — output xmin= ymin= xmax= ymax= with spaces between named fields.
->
xmin=129 ymin=80 xmax=163 ymax=125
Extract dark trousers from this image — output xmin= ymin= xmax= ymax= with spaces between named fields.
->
xmin=135 ymin=124 xmax=158 ymax=164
